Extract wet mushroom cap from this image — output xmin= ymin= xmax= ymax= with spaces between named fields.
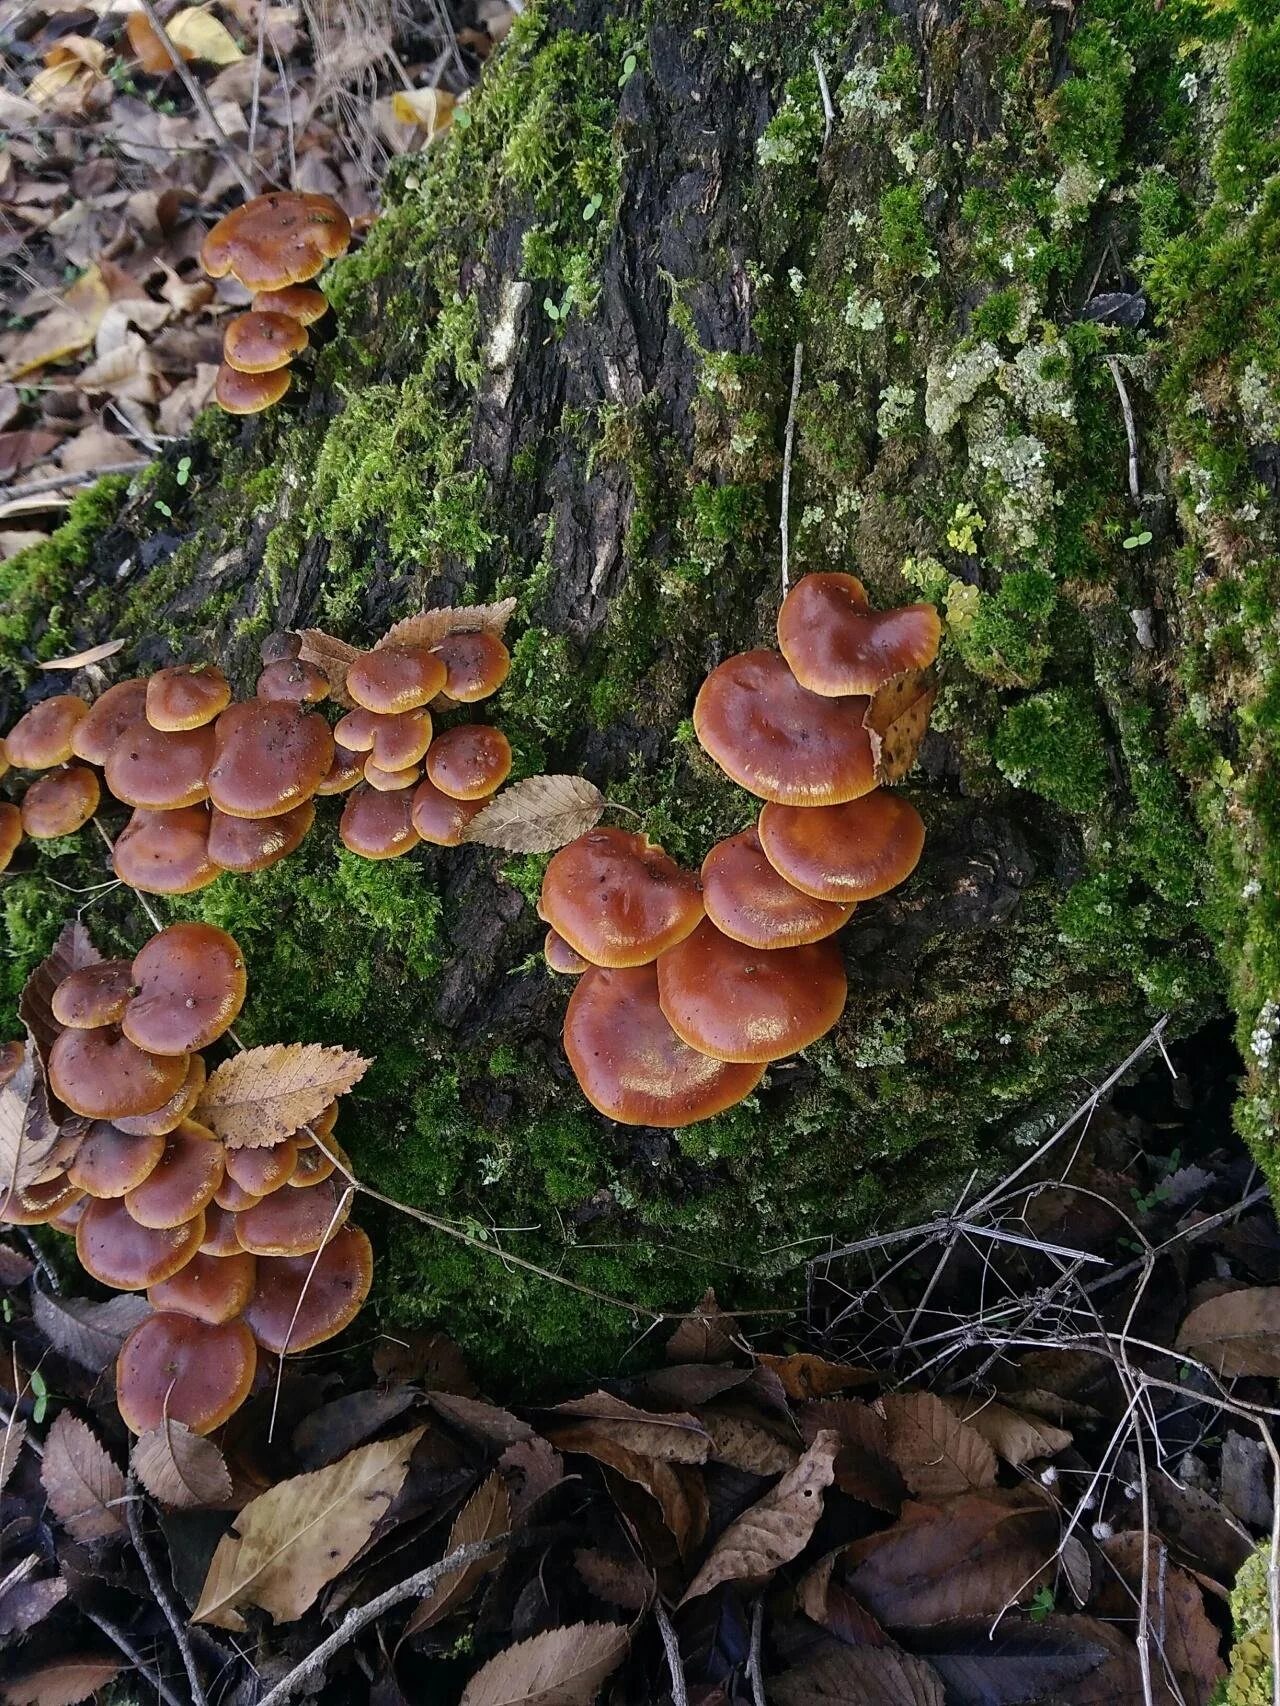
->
xmin=700 ymin=827 xmax=855 ymax=949
xmin=693 ymin=650 xmax=877 ymax=806
xmin=104 ymin=720 xmax=215 ymax=810
xmin=50 ymin=1025 xmax=190 ymax=1119
xmin=425 ymin=724 xmax=512 ymax=800
xmin=51 ymin=959 xmax=136 ymax=1029
xmin=123 ymin=921 xmax=247 ymax=1055
xmin=544 ymin=928 xmax=589 ymax=974
xmin=68 ymin=1121 xmax=166 ymax=1198
xmin=0 ymin=803 xmax=20 ymax=872
xmin=115 ymin=1311 xmax=256 ymax=1435
xmin=244 ymin=1224 xmax=372 ymax=1353
xmin=235 ymin=1173 xmax=351 ymax=1256
xmin=315 ymin=743 xmax=364 ymax=796
xmin=260 ymin=630 xmax=303 ymax=665
xmin=77 ymin=1196 xmax=204 ymax=1288
xmin=777 ymin=572 xmax=941 ymax=697
xmin=757 ymin=791 xmax=926 ymax=902
xmin=656 ymin=918 xmax=847 ymax=1064
xmin=224 ymin=1137 xmax=297 ymax=1195
xmin=332 ymin=707 xmax=379 ymax=752
xmin=215 ymin=363 xmax=291 ymax=414
xmin=364 ymin=757 xmax=421 ymax=792
xmin=149 ymin=1249 xmax=257 ymax=1325
xmin=369 ymin=709 xmax=432 ymax=771
xmin=563 ymin=963 xmax=765 ymax=1127
xmin=214 ymin=1174 xmax=263 ymax=1213
xmin=200 ymin=190 xmax=352 ymax=290
xmin=346 ymin=646 xmax=447 ymax=714
xmin=48 ymin=1196 xmax=87 ymax=1235
xmin=1 ymin=1173 xmax=85 ymax=1226
xmin=5 ymin=696 xmax=89 ymax=769
xmin=20 ymin=764 xmax=100 ymax=838
xmin=113 ymin=804 xmax=219 ymax=895
xmin=256 ymin=659 xmax=329 ymax=705
xmin=199 ymin=1202 xmax=242 ymax=1256
xmin=288 ymin=1138 xmax=346 ymax=1187
xmin=251 ymin=284 xmax=329 ymax=324
xmin=113 ymin=1053 xmax=206 ymax=1137
xmin=539 ymin=828 xmax=705 ymax=968
xmin=410 ymin=776 xmax=488 ymax=846
xmin=146 ymin=664 xmax=232 ymax=732
xmin=123 ymin=1119 xmax=225 ymax=1229
xmin=223 ymin=310 xmax=309 ymax=374
xmin=429 ymin=631 xmax=510 ymax=702
xmin=208 ymin=800 xmax=314 ymax=873
xmin=0 ymin=1039 xmax=25 ymax=1086
xmin=339 ymin=784 xmax=420 ymax=859
xmin=71 ymin=678 xmax=148 ymax=765
xmin=207 ymin=699 xmax=334 ymax=819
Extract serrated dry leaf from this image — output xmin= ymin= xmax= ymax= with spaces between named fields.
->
xmin=943 ymin=1397 xmax=1071 ymax=1467
xmin=701 ymin=1410 xmax=798 ymax=1477
xmin=0 ymin=1046 xmax=67 ymax=1200
xmin=463 ymin=775 xmax=605 ymax=853
xmin=1176 ymin=1286 xmax=1280 ymax=1376
xmin=133 ymin=1419 xmax=231 ymax=1509
xmin=0 ymin=1573 xmax=67 ymax=1639
xmin=31 ymin=1290 xmax=151 ymax=1373
xmin=880 ymin=1391 xmax=998 ymax=1499
xmin=459 ymin=1621 xmax=629 ymax=1706
xmin=165 ymin=7 xmax=244 ymax=63
xmin=1 ymin=1417 xmax=27 ymax=1493
xmin=402 ymin=1472 xmax=510 ymax=1641
xmin=41 ymin=1413 xmax=126 ymax=1541
xmin=0 ymin=1241 xmax=36 ymax=1285
xmin=666 ymin=1288 xmax=736 ymax=1364
xmin=193 ymin=1427 xmax=423 ymax=1628
xmin=297 ymin=628 xmax=359 ymax=709
xmin=20 ymin=919 xmax=102 ymax=1080
xmin=39 ymin=638 xmax=126 ymax=670
xmin=377 ymin=597 xmax=517 ymax=651
xmin=799 ymin=1400 xmax=904 ymax=1513
xmin=772 ymin=1646 xmax=945 ymax=1706
xmin=864 ymin=668 xmax=937 ymax=784
xmin=0 ymin=1654 xmax=122 ymax=1706
xmin=195 ymin=1043 xmax=370 ymax=1149
xmin=680 ymin=1429 xmax=839 ymax=1603
xmin=1096 ymin=1533 xmax=1224 ymax=1705
xmin=572 ymin=1548 xmax=653 ymax=1612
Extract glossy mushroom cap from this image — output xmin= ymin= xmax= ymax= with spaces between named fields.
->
xmin=701 ymin=827 xmax=855 ymax=949
xmin=146 ymin=664 xmax=232 ymax=732
xmin=200 ymin=191 xmax=352 ymax=291
xmin=1 ymin=1174 xmax=84 ymax=1226
xmin=339 ymin=785 xmax=420 ymax=859
xmin=77 ymin=1196 xmax=204 ymax=1288
xmin=260 ymin=630 xmax=303 ymax=665
xmin=364 ymin=757 xmax=422 ymax=792
xmin=0 ymin=803 xmax=20 ymax=872
xmin=0 ymin=1040 xmax=23 ymax=1087
xmin=104 ymin=720 xmax=215 ymax=810
xmin=288 ymin=1139 xmax=342 ymax=1187
xmin=5 ymin=696 xmax=90 ymax=769
xmin=149 ymin=1249 xmax=256 ymax=1324
xmin=68 ymin=1122 xmax=166 ymax=1198
xmin=544 ymin=929 xmax=589 ymax=974
xmin=50 ymin=1026 xmax=190 ymax=1119
xmin=757 ymin=791 xmax=926 ymax=902
xmin=315 ymin=743 xmax=364 ymax=796
xmin=208 ymin=800 xmax=314 ymax=873
xmin=20 ymin=764 xmax=100 ymax=838
xmin=564 ymin=963 xmax=764 ymax=1126
xmin=251 ymin=284 xmax=329 ymax=325
xmin=123 ymin=922 xmax=246 ymax=1056
xmin=656 ymin=919 xmax=847 ymax=1064
xmin=51 ymin=959 xmax=136 ymax=1029
xmin=47 ymin=1196 xmax=87 ymax=1235
xmin=116 ymin=1311 xmax=256 ymax=1435
xmin=425 ymin=724 xmax=511 ymax=800
xmin=71 ymin=678 xmax=148 ymax=765
xmin=410 ymin=776 xmax=487 ymax=846
xmin=245 ymin=1225 xmax=372 ymax=1353
xmin=199 ymin=1202 xmax=242 ymax=1257
xmin=223 ymin=310 xmax=308 ymax=374
xmin=214 ymin=1175 xmax=262 ymax=1213
xmin=124 ymin=1119 xmax=225 ymax=1229
xmin=332 ymin=707 xmax=379 ymax=752
xmin=207 ymin=699 xmax=334 ymax=819
xmin=346 ymin=646 xmax=447 ymax=714
xmin=113 ymin=805 xmax=220 ymax=895
xmin=539 ymin=828 xmax=704 ymax=968
xmin=235 ymin=1173 xmax=351 ymax=1256
xmin=430 ymin=631 xmax=510 ymax=702
xmin=224 ymin=1138 xmax=297 ymax=1196
xmin=113 ymin=1054 xmax=206 ymax=1137
xmin=368 ymin=709 xmax=432 ymax=771
xmin=693 ymin=650 xmax=876 ymax=806
xmin=216 ymin=363 xmax=291 ymax=414
xmin=777 ymin=572 xmax=941 ymax=696
xmin=256 ymin=659 xmax=329 ymax=705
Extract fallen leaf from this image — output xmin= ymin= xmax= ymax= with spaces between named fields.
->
xmin=390 ymin=86 xmax=457 ymax=138
xmin=0 ymin=1573 xmax=67 ymax=1638
xmin=459 ymin=1621 xmax=629 ymax=1706
xmin=193 ymin=1427 xmax=424 ymax=1628
xmin=701 ymin=1410 xmax=797 ymax=1477
xmin=132 ymin=1419 xmax=231 ymax=1508
xmin=0 ymin=1046 xmax=68 ymax=1202
xmin=297 ymin=628 xmax=359 ymax=708
xmin=942 ymin=1396 xmax=1071 ymax=1467
xmin=1 ymin=1417 xmax=27 ymax=1492
xmin=863 ymin=669 xmax=936 ymax=785
xmin=756 ymin=1352 xmax=876 ymax=1399
xmin=1096 ymin=1533 xmax=1226 ymax=1705
xmin=31 ymin=1290 xmax=151 ymax=1373
xmin=401 ymin=1472 xmax=510 ymax=1639
xmin=0 ymin=1654 xmax=122 ymax=1706
xmin=463 ymin=775 xmax=606 ymax=853
xmin=1176 ymin=1286 xmax=1280 ymax=1376
xmin=0 ymin=265 xmax=108 ymax=379
xmin=771 ymin=1645 xmax=945 ymax=1705
xmin=666 ymin=1289 xmax=737 ymax=1364
xmin=572 ymin=1548 xmax=652 ymax=1612
xmin=377 ymin=598 xmax=517 ymax=650
xmin=798 ymin=1400 xmax=904 ymax=1513
xmin=165 ymin=7 xmax=244 ymax=64
xmin=76 ymin=336 xmax=165 ymax=404
xmin=910 ymin=1614 xmax=1117 ymax=1705
xmin=796 ymin=1550 xmax=889 ymax=1647
xmin=880 ymin=1392 xmax=998 ymax=1499
xmin=125 ymin=9 xmax=194 ymax=72
xmin=195 ymin=1042 xmax=370 ymax=1148
xmin=292 ymin=1387 xmax=421 ymax=1470
xmin=0 ymin=1240 xmax=35 ymax=1284
xmin=499 ymin=1434 xmax=564 ymax=1525
xmin=0 ymin=430 xmax=60 ymax=480
xmin=39 ymin=638 xmax=126 ymax=670
xmin=40 ymin=1413 xmax=126 ymax=1541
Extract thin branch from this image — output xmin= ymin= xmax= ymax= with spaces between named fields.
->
xmin=654 ymin=1599 xmax=690 ymax=1706
xmin=1 ymin=461 xmax=147 ymax=501
xmin=748 ymin=1596 xmax=767 ymax=1706
xmin=126 ymin=1469 xmax=209 ymax=1706
xmin=135 ymin=0 xmax=256 ymax=197
xmin=1105 ymin=355 xmax=1141 ymax=506
xmin=812 ymin=51 xmax=834 ymax=149
xmin=84 ymin=1608 xmax=187 ymax=1706
xmin=779 ymin=341 xmax=803 ymax=598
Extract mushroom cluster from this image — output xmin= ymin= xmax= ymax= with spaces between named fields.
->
xmin=200 ymin=191 xmax=353 ymax=416
xmin=540 ymin=573 xmax=939 ymax=1127
xmin=0 ymin=922 xmax=371 ymax=1436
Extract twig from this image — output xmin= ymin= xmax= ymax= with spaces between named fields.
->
xmin=246 ymin=0 xmax=268 ymax=164
xmin=267 ymin=1183 xmax=355 ymax=1442
xmin=135 ymin=0 xmax=256 ymax=197
xmin=1105 ymin=355 xmax=1141 ymax=506
xmin=654 ymin=1600 xmax=690 ymax=1706
xmin=748 ymin=1596 xmax=766 ymax=1706
xmin=271 ymin=36 xmax=297 ymax=188
xmin=0 ymin=461 xmax=147 ymax=501
xmin=812 ymin=51 xmax=834 ymax=149
xmin=779 ymin=341 xmax=803 ymax=598
xmin=126 ymin=1469 xmax=208 ymax=1706
xmin=84 ymin=1609 xmax=186 ymax=1706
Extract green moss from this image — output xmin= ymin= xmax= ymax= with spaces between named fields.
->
xmin=993 ymin=687 xmax=1110 ymax=814
xmin=1222 ymin=1542 xmax=1273 ymax=1706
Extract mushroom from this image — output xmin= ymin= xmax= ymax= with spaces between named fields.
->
xmin=199 ymin=1202 xmax=242 ymax=1256
xmin=123 ymin=1119 xmax=225 ymax=1229
xmin=261 ymin=631 xmax=303 ymax=665
xmin=149 ymin=1249 xmax=256 ymax=1325
xmin=47 ymin=1196 xmax=87 ymax=1235
xmin=700 ymin=826 xmax=855 ymax=949
xmin=113 ymin=1054 xmax=206 ymax=1137
xmin=0 ymin=1039 xmax=22 ymax=1085
xmin=214 ymin=1175 xmax=263 ymax=1213
xmin=288 ymin=1138 xmax=347 ymax=1187
xmin=51 ymin=959 xmax=136 ymax=1029
xmin=200 ymin=190 xmax=352 ymax=291
xmin=235 ymin=1173 xmax=351 ymax=1256
xmin=244 ymin=1225 xmax=372 ymax=1353
xmin=104 ymin=719 xmax=215 ymax=810
xmin=224 ymin=1138 xmax=297 ymax=1196
xmin=429 ymin=631 xmax=510 ymax=702
xmin=424 ymin=724 xmax=512 ymax=800
xmin=367 ymin=709 xmax=432 ymax=771
xmin=1 ymin=1173 xmax=85 ymax=1226
xmin=777 ymin=572 xmax=941 ymax=696
xmin=77 ymin=1196 xmax=204 ymax=1288
xmin=251 ymin=285 xmax=329 ymax=324
xmin=315 ymin=742 xmax=365 ymax=796
xmin=223 ymin=310 xmax=308 ymax=373
xmin=757 ymin=791 xmax=926 ymax=901
xmin=538 ymin=827 xmax=704 ymax=968
xmin=544 ymin=929 xmax=589 ymax=974
xmin=364 ymin=757 xmax=422 ymax=792
xmin=71 ymin=678 xmax=148 ymax=765
xmin=207 ymin=800 xmax=315 ymax=873
xmin=332 ymin=707 xmax=379 ymax=752
xmin=563 ymin=963 xmax=764 ymax=1126
xmin=113 ymin=805 xmax=220 ymax=895
xmin=215 ymin=364 xmax=291 ymax=414
xmin=0 ymin=803 xmax=20 ymax=872
xmin=410 ymin=776 xmax=488 ymax=847
xmin=20 ymin=765 xmax=100 ymax=838
xmin=68 ymin=1121 xmax=165 ymax=1198
xmin=339 ymin=784 xmax=420 ymax=859
xmin=346 ymin=647 xmax=447 ymax=715
xmin=115 ymin=1311 xmax=256 ymax=1435
xmin=5 ymin=695 xmax=89 ymax=769
xmin=123 ymin=922 xmax=247 ymax=1056
xmin=207 ymin=699 xmax=334 ymax=819
xmin=306 ymin=1101 xmax=339 ymax=1141
xmin=146 ymin=664 xmax=232 ymax=732
xmin=693 ymin=650 xmax=876 ymax=805
xmin=50 ymin=1026 xmax=190 ymax=1119
xmin=256 ymin=659 xmax=329 ymax=705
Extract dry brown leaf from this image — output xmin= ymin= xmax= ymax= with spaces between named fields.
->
xmin=796 ymin=1549 xmax=890 ymax=1647
xmin=0 ymin=1654 xmax=122 ymax=1706
xmin=572 ymin=1548 xmax=652 ymax=1612
xmin=40 ymin=1413 xmax=126 ymax=1542
xmin=666 ymin=1288 xmax=736 ymax=1364
xmin=799 ymin=1400 xmax=904 ymax=1513
xmin=0 ymin=1046 xmax=67 ymax=1201
xmin=31 ymin=1291 xmax=150 ymax=1373
xmin=402 ymin=1472 xmax=510 ymax=1640
xmin=943 ymin=1397 xmax=1071 ymax=1467
xmin=0 ymin=265 xmax=108 ymax=378
xmin=0 ymin=1573 xmax=67 ymax=1640
xmin=40 ymin=638 xmax=126 ymax=670
xmin=125 ymin=10 xmax=194 ymax=72
xmin=546 ymin=1392 xmax=710 ymax=1463
xmin=195 ymin=1043 xmax=370 ymax=1149
xmin=0 ymin=1241 xmax=35 ymax=1285
xmin=1 ymin=1417 xmax=27 ymax=1493
xmin=133 ymin=1419 xmax=232 ymax=1509
xmin=1176 ymin=1286 xmax=1280 ymax=1376
xmin=76 ymin=335 xmax=165 ymax=404
xmin=680 ymin=1429 xmax=839 ymax=1604
xmin=377 ymin=598 xmax=517 ymax=651
xmin=297 ymin=628 xmax=359 ymax=709
xmin=864 ymin=669 xmax=937 ymax=785
xmin=463 ymin=775 xmax=606 ymax=853
xmin=193 ymin=1427 xmax=423 ymax=1628
xmin=701 ymin=1410 xmax=798 ymax=1477
xmin=459 ymin=1621 xmax=629 ymax=1706
xmin=880 ymin=1391 xmax=998 ymax=1499
xmin=1096 ymin=1533 xmax=1224 ymax=1703
xmin=756 ymin=1352 xmax=876 ymax=1399
xmin=771 ymin=1645 xmax=944 ymax=1705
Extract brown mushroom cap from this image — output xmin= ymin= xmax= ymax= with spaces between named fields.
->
xmin=255 ymin=659 xmax=329 ymax=705
xmin=123 ymin=1118 xmax=225 ymax=1229
xmin=656 ymin=919 xmax=847 ymax=1064
xmin=201 ymin=191 xmax=352 ymax=291
xmin=1 ymin=1173 xmax=84 ymax=1226
xmin=104 ymin=720 xmax=215 ymax=810
xmin=251 ymin=284 xmax=329 ymax=325
xmin=208 ymin=800 xmax=314 ymax=874
xmin=5 ymin=695 xmax=89 ymax=769
xmin=223 ymin=310 xmax=308 ymax=374
xmin=146 ymin=664 xmax=232 ymax=732
xmin=332 ymin=707 xmax=379 ymax=751
xmin=0 ymin=803 xmax=20 ymax=873
xmin=564 ymin=963 xmax=764 ymax=1126
xmin=346 ymin=646 xmax=447 ymax=715
xmin=244 ymin=1225 xmax=372 ymax=1353
xmin=0 ymin=1039 xmax=23 ymax=1088
xmin=68 ymin=1121 xmax=166 ymax=1198
xmin=71 ymin=678 xmax=148 ymax=765
xmin=339 ymin=784 xmax=420 ymax=859
xmin=0 ymin=735 xmax=8 ymax=780
xmin=52 ymin=959 xmax=136 ymax=1029
xmin=116 ymin=1311 xmax=256 ymax=1435
xmin=369 ymin=709 xmax=432 ymax=771
xmin=430 ymin=631 xmax=510 ymax=702
xmin=777 ymin=572 xmax=941 ymax=696
xmin=113 ymin=804 xmax=220 ymax=895
xmin=215 ymin=363 xmax=291 ymax=414
xmin=224 ymin=1138 xmax=297 ymax=1196
xmin=20 ymin=764 xmax=100 ymax=839
xmin=693 ymin=650 xmax=877 ymax=806
xmin=208 ymin=699 xmax=334 ymax=819
xmin=113 ymin=1053 xmax=206 ymax=1137
xmin=757 ymin=791 xmax=926 ymax=902
xmin=50 ymin=1026 xmax=190 ymax=1119
xmin=214 ymin=1174 xmax=263 ymax=1213
xmin=544 ymin=928 xmax=589 ymax=974
xmin=288 ymin=1138 xmax=346 ymax=1187
xmin=364 ymin=757 xmax=422 ymax=792
xmin=235 ymin=1174 xmax=351 ymax=1256
xmin=425 ymin=724 xmax=512 ymax=800
xmin=260 ymin=630 xmax=303 ymax=665
xmin=410 ymin=776 xmax=488 ymax=846
xmin=305 ymin=1100 xmax=339 ymax=1141
xmin=315 ymin=743 xmax=364 ymax=796
xmin=123 ymin=922 xmax=247 ymax=1056
xmin=199 ymin=1202 xmax=242 ymax=1256
xmin=77 ymin=1196 xmax=204 ymax=1288
xmin=539 ymin=828 xmax=705 ymax=968
xmin=149 ymin=1249 xmax=256 ymax=1324
xmin=700 ymin=826 xmax=855 ymax=949
xmin=47 ymin=1195 xmax=87 ymax=1235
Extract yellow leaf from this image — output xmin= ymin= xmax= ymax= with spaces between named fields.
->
xmin=165 ymin=7 xmax=244 ymax=64
xmin=195 ymin=1041 xmax=370 ymax=1148
xmin=391 ymin=85 xmax=456 ymax=136
xmin=1 ymin=264 xmax=110 ymax=380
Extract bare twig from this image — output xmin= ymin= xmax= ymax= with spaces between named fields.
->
xmin=135 ymin=0 xmax=256 ymax=197
xmin=126 ymin=1469 xmax=208 ymax=1706
xmin=1105 ymin=355 xmax=1141 ymax=506
xmin=748 ymin=1596 xmax=767 ymax=1706
xmin=812 ymin=51 xmax=834 ymax=149
xmin=1 ymin=461 xmax=147 ymax=501
xmin=654 ymin=1599 xmax=690 ymax=1706
xmin=84 ymin=1608 xmax=186 ymax=1706
xmin=779 ymin=341 xmax=803 ymax=598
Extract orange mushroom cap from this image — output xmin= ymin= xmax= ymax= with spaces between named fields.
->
xmin=116 ymin=1311 xmax=256 ymax=1435
xmin=304 ymin=1100 xmax=339 ymax=1142
xmin=50 ymin=1026 xmax=190 ymax=1119
xmin=68 ymin=1121 xmax=165 ymax=1198
xmin=656 ymin=918 xmax=847 ymax=1064
xmin=563 ymin=963 xmax=764 ymax=1126
xmin=208 ymin=800 xmax=314 ymax=873
xmin=410 ymin=775 xmax=488 ymax=846
xmin=0 ymin=803 xmax=20 ymax=873
xmin=251 ymin=284 xmax=329 ymax=325
xmin=424 ymin=724 xmax=512 ymax=800
xmin=315 ymin=742 xmax=364 ymax=796
xmin=235 ymin=1173 xmax=351 ymax=1256
xmin=123 ymin=1118 xmax=225 ymax=1229
xmin=71 ymin=678 xmax=148 ymax=765
xmin=429 ymin=631 xmax=510 ymax=702
xmin=215 ymin=363 xmax=291 ymax=414
xmin=20 ymin=764 xmax=100 ymax=838
xmin=368 ymin=708 xmax=432 ymax=771
xmin=288 ymin=1137 xmax=346 ymax=1187
xmin=700 ymin=826 xmax=855 ymax=949
xmin=199 ymin=1202 xmax=242 ymax=1257
xmin=544 ymin=928 xmax=589 ymax=974
xmin=201 ymin=191 xmax=352 ymax=291
xmin=777 ymin=572 xmax=941 ymax=696
xmin=208 ymin=699 xmax=334 ymax=819
xmin=5 ymin=695 xmax=89 ymax=769
xmin=339 ymin=784 xmax=420 ymax=859
xmin=104 ymin=720 xmax=215 ymax=810
xmin=1 ymin=1173 xmax=84 ymax=1226
xmin=539 ymin=827 xmax=704 ymax=968
xmin=123 ymin=922 xmax=246 ymax=1056
xmin=255 ymin=659 xmax=329 ymax=706
xmin=113 ymin=1053 xmax=206 ymax=1138
xmin=214 ymin=1174 xmax=263 ymax=1213
xmin=149 ymin=1248 xmax=256 ymax=1324
xmin=693 ymin=650 xmax=876 ymax=806
xmin=363 ymin=756 xmax=422 ymax=792
xmin=146 ymin=664 xmax=231 ymax=732
xmin=77 ymin=1195 xmax=204 ymax=1288
xmin=113 ymin=804 xmax=220 ymax=895
xmin=331 ymin=707 xmax=379 ymax=752
xmin=223 ymin=310 xmax=308 ymax=374
xmin=244 ymin=1224 xmax=372 ymax=1353
xmin=224 ymin=1138 xmax=297 ymax=1196
xmin=346 ymin=646 xmax=446 ymax=715
xmin=51 ymin=959 xmax=136 ymax=1029
xmin=757 ymin=791 xmax=926 ymax=902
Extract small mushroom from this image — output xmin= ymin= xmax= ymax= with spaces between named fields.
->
xmin=368 ymin=709 xmax=432 ymax=771
xmin=149 ymin=1249 xmax=256 ymax=1324
xmin=244 ymin=1225 xmax=372 ymax=1353
xmin=410 ymin=776 xmax=488 ymax=846
xmin=199 ymin=1202 xmax=242 ymax=1256
xmin=332 ymin=707 xmax=379 ymax=751
xmin=424 ymin=724 xmax=511 ymax=800
xmin=208 ymin=699 xmax=334 ymax=819
xmin=539 ymin=828 xmax=704 ymax=968
xmin=214 ymin=1174 xmax=263 ymax=1213
xmin=20 ymin=765 xmax=100 ymax=838
xmin=0 ymin=803 xmax=20 ymax=872
xmin=68 ymin=1122 xmax=166 ymax=1198
xmin=777 ymin=572 xmax=941 ymax=696
xmin=146 ymin=664 xmax=232 ymax=732
xmin=700 ymin=826 xmax=855 ymax=949
xmin=1 ymin=1173 xmax=84 ymax=1226
xmin=201 ymin=191 xmax=352 ymax=291
xmin=113 ymin=805 xmax=220 ymax=895
xmin=315 ymin=743 xmax=364 ymax=796
xmin=207 ymin=800 xmax=315 ymax=873
xmin=113 ymin=1054 xmax=207 ymax=1137
xmin=50 ymin=1026 xmax=191 ymax=1119
xmin=123 ymin=1119 xmax=225 ymax=1229
xmin=104 ymin=720 xmax=215 ymax=810
xmin=364 ymin=756 xmax=422 ymax=792
xmin=757 ymin=791 xmax=926 ymax=901
xmin=77 ymin=1196 xmax=204 ymax=1288
xmin=71 ymin=679 xmax=148 ymax=765
xmin=47 ymin=1195 xmax=87 ymax=1235
xmin=235 ymin=1173 xmax=351 ymax=1256
xmin=115 ymin=1311 xmax=256 ymax=1435
xmin=345 ymin=646 xmax=446 ymax=715
xmin=51 ymin=959 xmax=136 ymax=1029
xmin=544 ymin=929 xmax=589 ymax=974
xmin=215 ymin=364 xmax=291 ymax=414
xmin=288 ymin=1138 xmax=347 ymax=1187
xmin=256 ymin=659 xmax=329 ymax=705
xmin=223 ymin=310 xmax=308 ymax=373
xmin=339 ymin=784 xmax=420 ymax=859
xmin=429 ymin=631 xmax=510 ymax=702
xmin=123 ymin=922 xmax=247 ymax=1056
xmin=260 ymin=631 xmax=303 ymax=665
xmin=251 ymin=285 xmax=329 ymax=324
xmin=5 ymin=695 xmax=90 ymax=769
xmin=306 ymin=1101 xmax=339 ymax=1141
xmin=224 ymin=1138 xmax=297 ymax=1196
